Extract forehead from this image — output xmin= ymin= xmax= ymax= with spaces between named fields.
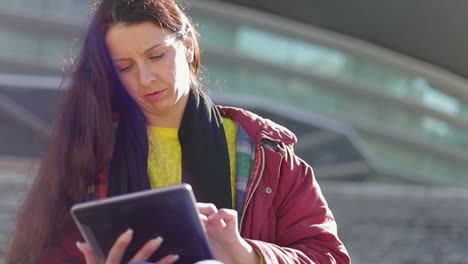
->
xmin=105 ymin=21 xmax=175 ymax=56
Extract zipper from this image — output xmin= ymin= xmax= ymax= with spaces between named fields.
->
xmin=239 ymin=145 xmax=266 ymax=230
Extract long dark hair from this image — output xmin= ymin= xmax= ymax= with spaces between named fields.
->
xmin=6 ymin=1 xmax=201 ymax=263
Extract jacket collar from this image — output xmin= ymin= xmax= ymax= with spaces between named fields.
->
xmin=217 ymin=105 xmax=297 ymax=146
xmin=113 ymin=105 xmax=298 ymax=145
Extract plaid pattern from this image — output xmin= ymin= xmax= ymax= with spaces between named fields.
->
xmin=234 ymin=124 xmax=255 ymax=216
xmin=87 ymin=165 xmax=108 ymax=200
xmin=87 ymin=122 xmax=256 ymax=209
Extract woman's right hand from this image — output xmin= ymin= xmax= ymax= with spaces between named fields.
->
xmin=76 ymin=229 xmax=179 ymax=264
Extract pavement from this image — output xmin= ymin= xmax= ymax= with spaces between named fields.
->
xmin=321 ymin=182 xmax=468 ymax=264
xmin=1 ymin=167 xmax=468 ymax=264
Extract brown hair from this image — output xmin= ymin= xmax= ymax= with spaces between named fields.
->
xmin=6 ymin=0 xmax=201 ymax=263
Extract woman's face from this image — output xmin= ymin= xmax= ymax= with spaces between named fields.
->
xmin=105 ymin=21 xmax=193 ymax=127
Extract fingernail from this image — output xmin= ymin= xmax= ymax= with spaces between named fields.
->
xmin=75 ymin=241 xmax=82 ymax=250
xmin=171 ymin=254 xmax=180 ymax=262
xmin=150 ymin=236 xmax=163 ymax=249
xmin=123 ymin=228 xmax=133 ymax=242
xmin=125 ymin=228 xmax=134 ymax=235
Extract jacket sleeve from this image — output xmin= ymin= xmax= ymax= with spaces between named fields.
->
xmin=247 ymin=145 xmax=351 ymax=264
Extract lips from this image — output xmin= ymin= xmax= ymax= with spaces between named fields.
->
xmin=145 ymin=90 xmax=164 ymax=101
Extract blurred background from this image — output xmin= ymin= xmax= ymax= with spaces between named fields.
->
xmin=1 ymin=0 xmax=468 ymax=263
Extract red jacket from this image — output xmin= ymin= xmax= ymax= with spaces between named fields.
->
xmin=39 ymin=106 xmax=350 ymax=263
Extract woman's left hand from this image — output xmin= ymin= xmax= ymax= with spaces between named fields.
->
xmin=197 ymin=203 xmax=260 ymax=264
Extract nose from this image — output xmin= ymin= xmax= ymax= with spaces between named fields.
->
xmin=138 ymin=64 xmax=156 ymax=87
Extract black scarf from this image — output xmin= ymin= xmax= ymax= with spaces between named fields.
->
xmin=107 ymin=90 xmax=232 ymax=209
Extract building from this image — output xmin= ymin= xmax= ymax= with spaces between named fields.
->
xmin=2 ymin=0 xmax=468 ymax=185
xmin=1 ymin=0 xmax=468 ymax=262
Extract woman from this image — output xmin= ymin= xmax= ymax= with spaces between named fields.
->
xmin=6 ymin=0 xmax=351 ymax=263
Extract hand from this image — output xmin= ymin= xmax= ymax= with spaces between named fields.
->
xmin=76 ymin=229 xmax=179 ymax=264
xmin=197 ymin=203 xmax=259 ymax=264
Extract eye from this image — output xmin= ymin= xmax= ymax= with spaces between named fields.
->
xmin=117 ymin=65 xmax=132 ymax=73
xmin=150 ymin=53 xmax=165 ymax=60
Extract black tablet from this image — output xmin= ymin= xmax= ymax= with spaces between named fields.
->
xmin=71 ymin=184 xmax=213 ymax=264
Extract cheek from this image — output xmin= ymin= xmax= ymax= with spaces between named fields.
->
xmin=175 ymin=64 xmax=191 ymax=88
xmin=119 ymin=76 xmax=140 ymax=98
xmin=157 ymin=62 xmax=178 ymax=88
xmin=173 ymin=57 xmax=191 ymax=88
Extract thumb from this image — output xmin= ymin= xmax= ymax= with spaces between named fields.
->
xmin=76 ymin=241 xmax=97 ymax=264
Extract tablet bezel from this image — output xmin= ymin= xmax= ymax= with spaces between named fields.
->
xmin=71 ymin=184 xmax=213 ymax=263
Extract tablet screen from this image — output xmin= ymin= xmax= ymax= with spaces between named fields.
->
xmin=71 ymin=184 xmax=213 ymax=263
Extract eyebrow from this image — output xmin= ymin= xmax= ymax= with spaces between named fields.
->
xmin=113 ymin=43 xmax=164 ymax=62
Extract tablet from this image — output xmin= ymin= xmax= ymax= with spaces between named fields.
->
xmin=71 ymin=184 xmax=213 ymax=263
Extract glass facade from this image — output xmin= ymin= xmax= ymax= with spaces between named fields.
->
xmin=195 ymin=14 xmax=468 ymax=118
xmin=190 ymin=9 xmax=468 ymax=186
xmin=364 ymin=136 xmax=468 ymax=185
xmin=0 ymin=0 xmax=88 ymax=69
xmin=203 ymin=59 xmax=468 ymax=154
xmin=0 ymin=24 xmax=73 ymax=65
xmin=1 ymin=1 xmax=467 ymax=186
xmin=0 ymin=0 xmax=90 ymax=19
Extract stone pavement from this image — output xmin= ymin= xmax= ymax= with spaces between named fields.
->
xmin=321 ymin=182 xmax=468 ymax=264
xmin=1 ymin=169 xmax=468 ymax=263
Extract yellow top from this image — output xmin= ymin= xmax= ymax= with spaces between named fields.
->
xmin=147 ymin=117 xmax=238 ymax=208
xmin=147 ymin=118 xmax=264 ymax=263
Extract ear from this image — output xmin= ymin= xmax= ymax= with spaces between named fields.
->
xmin=185 ymin=46 xmax=194 ymax=63
xmin=183 ymin=32 xmax=194 ymax=63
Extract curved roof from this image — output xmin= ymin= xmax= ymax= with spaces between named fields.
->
xmin=215 ymin=0 xmax=468 ymax=79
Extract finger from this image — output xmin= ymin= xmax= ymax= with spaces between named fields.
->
xmin=106 ymin=229 xmax=133 ymax=264
xmin=196 ymin=203 xmax=218 ymax=217
xmin=76 ymin=242 xmax=97 ymax=264
xmin=199 ymin=213 xmax=209 ymax=223
xmin=129 ymin=237 xmax=164 ymax=262
xmin=208 ymin=208 xmax=237 ymax=221
xmin=207 ymin=215 xmax=227 ymax=228
xmin=208 ymin=209 xmax=237 ymax=228
xmin=155 ymin=254 xmax=180 ymax=264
